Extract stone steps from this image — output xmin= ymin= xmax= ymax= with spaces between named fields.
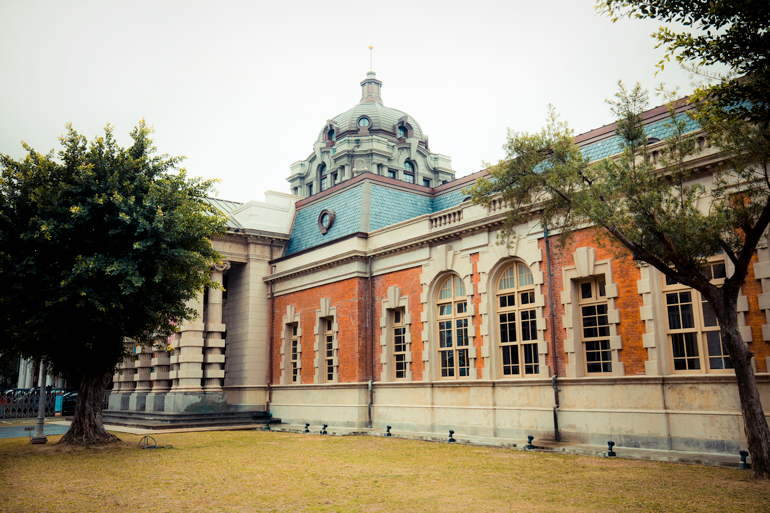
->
xmin=102 ymin=410 xmax=279 ymax=430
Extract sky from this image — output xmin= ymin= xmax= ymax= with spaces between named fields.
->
xmin=0 ymin=1 xmax=711 ymax=203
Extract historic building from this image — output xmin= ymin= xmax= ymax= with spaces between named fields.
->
xmin=108 ymin=72 xmax=770 ymax=454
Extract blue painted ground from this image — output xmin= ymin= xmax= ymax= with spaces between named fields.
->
xmin=0 ymin=424 xmax=69 ymax=439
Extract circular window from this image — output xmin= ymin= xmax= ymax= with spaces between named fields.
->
xmin=358 ymin=117 xmax=370 ymax=128
xmin=318 ymin=209 xmax=336 ymax=234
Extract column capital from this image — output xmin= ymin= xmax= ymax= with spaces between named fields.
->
xmin=210 ymin=261 xmax=231 ymax=273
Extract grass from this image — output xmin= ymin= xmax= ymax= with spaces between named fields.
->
xmin=0 ymin=430 xmax=768 ymax=512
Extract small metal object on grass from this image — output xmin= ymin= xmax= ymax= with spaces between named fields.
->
xmin=447 ymin=430 xmax=456 ymax=443
xmin=138 ymin=435 xmax=173 ymax=450
xmin=526 ymin=436 xmax=535 ymax=450
xmin=603 ymin=441 xmax=616 ymax=458
xmin=320 ymin=424 xmax=328 ymax=435
xmin=262 ymin=420 xmax=271 ymax=431
xmin=302 ymin=423 xmax=310 ymax=433
xmin=740 ymin=450 xmax=751 ymax=470
xmin=384 ymin=426 xmax=392 ymax=437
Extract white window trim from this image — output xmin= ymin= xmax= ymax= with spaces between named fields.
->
xmin=379 ymin=285 xmax=412 ymax=382
xmin=279 ymin=305 xmax=302 ymax=385
xmin=419 ymin=244 xmax=476 ymax=381
xmin=561 ymin=247 xmax=625 ymax=378
xmin=313 ymin=298 xmax=339 ymax=384
xmin=477 ymin=244 xmax=548 ymax=380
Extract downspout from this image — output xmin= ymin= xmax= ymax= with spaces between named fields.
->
xmin=266 ymin=242 xmax=274 ymax=414
xmin=544 ymin=223 xmax=560 ymax=442
xmin=368 ymin=255 xmax=374 ymax=428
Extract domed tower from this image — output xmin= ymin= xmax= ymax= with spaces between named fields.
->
xmin=287 ymin=72 xmax=455 ymax=196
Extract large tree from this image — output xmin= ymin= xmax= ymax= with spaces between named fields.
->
xmin=467 ymin=83 xmax=770 ymax=478
xmin=0 ymin=122 xmax=226 ymax=445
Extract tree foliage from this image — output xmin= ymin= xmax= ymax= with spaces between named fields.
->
xmin=0 ymin=121 xmax=227 ymax=442
xmin=597 ymin=0 xmax=770 ymax=126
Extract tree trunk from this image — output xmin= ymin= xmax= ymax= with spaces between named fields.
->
xmin=721 ymin=312 xmax=770 ymax=479
xmin=58 ymin=370 xmax=120 ymax=446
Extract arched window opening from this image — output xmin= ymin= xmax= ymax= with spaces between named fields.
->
xmin=328 ymin=129 xmax=335 ymax=141
xmin=437 ymin=275 xmax=469 ymax=379
xmin=496 ymin=263 xmax=539 ymax=377
xmin=398 ymin=126 xmax=407 ymax=138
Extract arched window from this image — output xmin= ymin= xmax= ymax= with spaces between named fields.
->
xmin=318 ymin=164 xmax=327 ymax=191
xmin=328 ymin=129 xmax=335 ymax=141
xmin=398 ymin=126 xmax=407 ymax=138
xmin=496 ymin=262 xmax=539 ymax=377
xmin=437 ymin=275 xmax=469 ymax=379
xmin=404 ymin=161 xmax=414 ymax=173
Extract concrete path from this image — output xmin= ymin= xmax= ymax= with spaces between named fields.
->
xmin=0 ymin=424 xmax=69 ymax=439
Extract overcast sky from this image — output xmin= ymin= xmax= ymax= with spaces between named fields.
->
xmin=1 ymin=1 xmax=708 ymax=203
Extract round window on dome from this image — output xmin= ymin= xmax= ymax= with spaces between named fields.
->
xmin=358 ymin=117 xmax=370 ymax=128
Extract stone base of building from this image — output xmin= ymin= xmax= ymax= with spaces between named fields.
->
xmin=107 ymin=390 xmax=229 ymax=414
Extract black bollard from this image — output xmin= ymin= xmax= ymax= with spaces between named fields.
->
xmin=384 ymin=426 xmax=392 ymax=437
xmin=262 ymin=420 xmax=271 ymax=431
xmin=740 ymin=450 xmax=751 ymax=470
xmin=303 ymin=423 xmax=310 ymax=434
xmin=320 ymin=424 xmax=328 ymax=435
xmin=606 ymin=441 xmax=616 ymax=457
xmin=526 ymin=436 xmax=535 ymax=449
xmin=448 ymin=430 xmax=456 ymax=443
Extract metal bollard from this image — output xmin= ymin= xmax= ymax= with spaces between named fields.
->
xmin=320 ymin=424 xmax=328 ymax=435
xmin=384 ymin=426 xmax=392 ymax=437
xmin=262 ymin=420 xmax=271 ymax=431
xmin=303 ymin=423 xmax=310 ymax=434
xmin=526 ymin=436 xmax=535 ymax=450
xmin=447 ymin=430 xmax=456 ymax=443
xmin=605 ymin=441 xmax=616 ymax=457
xmin=740 ymin=450 xmax=751 ymax=470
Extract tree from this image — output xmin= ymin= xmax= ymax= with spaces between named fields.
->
xmin=467 ymin=82 xmax=770 ymax=478
xmin=0 ymin=122 xmax=227 ymax=445
xmin=596 ymin=0 xmax=770 ymax=127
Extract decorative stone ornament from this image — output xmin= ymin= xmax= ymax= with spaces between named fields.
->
xmin=318 ymin=209 xmax=336 ymax=234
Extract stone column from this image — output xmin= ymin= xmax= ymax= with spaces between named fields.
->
xmin=25 ymin=360 xmax=35 ymax=388
xmin=17 ymin=359 xmax=27 ymax=388
xmin=204 ymin=262 xmax=229 ymax=390
xmin=172 ymin=291 xmax=205 ymax=392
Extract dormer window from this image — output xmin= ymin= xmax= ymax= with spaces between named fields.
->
xmin=328 ymin=129 xmax=335 ymax=141
xmin=358 ymin=117 xmax=370 ymax=128
xmin=398 ymin=127 xmax=406 ymax=138
xmin=403 ymin=161 xmax=415 ymax=184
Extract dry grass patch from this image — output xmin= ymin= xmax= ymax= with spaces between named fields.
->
xmin=0 ymin=430 xmax=768 ymax=512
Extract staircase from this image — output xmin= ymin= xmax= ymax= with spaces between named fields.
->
xmin=101 ymin=410 xmax=279 ymax=430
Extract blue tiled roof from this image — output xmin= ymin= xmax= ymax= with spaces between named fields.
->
xmin=580 ymin=113 xmax=700 ymax=162
xmin=285 ymin=185 xmax=363 ymax=255
xmin=370 ymin=185 xmax=433 ymax=231
xmin=431 ymin=190 xmax=464 ymax=212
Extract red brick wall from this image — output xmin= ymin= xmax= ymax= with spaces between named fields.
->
xmin=744 ymin=253 xmax=768 ymax=373
xmin=539 ymin=229 xmax=647 ymax=376
xmin=271 ymin=276 xmax=370 ymax=384
xmin=372 ymin=267 xmax=424 ymax=381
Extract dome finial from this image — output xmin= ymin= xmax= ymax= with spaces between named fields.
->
xmin=369 ymin=45 xmax=373 ymax=71
xmin=360 ymin=69 xmax=383 ymax=104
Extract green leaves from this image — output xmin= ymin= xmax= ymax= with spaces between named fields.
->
xmin=0 ymin=122 xmax=227 ymax=379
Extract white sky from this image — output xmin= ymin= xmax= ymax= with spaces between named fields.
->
xmin=1 ymin=0 xmax=705 ymax=203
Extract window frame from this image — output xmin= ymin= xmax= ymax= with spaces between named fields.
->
xmin=496 ymin=262 xmax=540 ymax=379
xmin=661 ymin=259 xmax=732 ymax=375
xmin=290 ymin=324 xmax=300 ymax=383
xmin=323 ymin=318 xmax=334 ymax=382
xmin=393 ymin=309 xmax=407 ymax=380
xmin=437 ymin=275 xmax=471 ymax=380
xmin=577 ymin=278 xmax=612 ymax=375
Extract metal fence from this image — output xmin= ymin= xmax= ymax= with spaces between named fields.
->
xmin=0 ymin=391 xmax=56 ymax=419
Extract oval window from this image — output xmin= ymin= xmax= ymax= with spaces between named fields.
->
xmin=359 ymin=118 xmax=370 ymax=127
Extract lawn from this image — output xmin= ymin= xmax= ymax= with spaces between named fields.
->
xmin=0 ymin=430 xmax=768 ymax=512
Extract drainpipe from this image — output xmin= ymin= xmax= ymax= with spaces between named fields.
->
xmin=368 ymin=255 xmax=374 ymax=428
xmin=266 ymin=243 xmax=274 ymax=414
xmin=544 ymin=223 xmax=560 ymax=442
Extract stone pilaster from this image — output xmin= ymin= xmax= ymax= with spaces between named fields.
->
xmin=204 ymin=262 xmax=229 ymax=390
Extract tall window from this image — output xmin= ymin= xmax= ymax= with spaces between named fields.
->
xmin=320 ymin=175 xmax=328 ymax=191
xmin=393 ymin=309 xmax=407 ymax=380
xmin=331 ymin=171 xmax=338 ymax=186
xmin=398 ymin=126 xmax=406 ymax=138
xmin=290 ymin=324 xmax=300 ymax=383
xmin=403 ymin=161 xmax=415 ymax=183
xmin=423 ymin=178 xmax=431 ymax=187
xmin=388 ymin=170 xmax=397 ymax=179
xmin=307 ymin=183 xmax=313 ymax=196
xmin=328 ymin=128 xmax=335 ymax=141
xmin=437 ymin=276 xmax=469 ymax=379
xmin=578 ymin=279 xmax=611 ymax=374
xmin=663 ymin=260 xmax=731 ymax=373
xmin=497 ymin=263 xmax=539 ymax=377
xmin=323 ymin=319 xmax=334 ymax=382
